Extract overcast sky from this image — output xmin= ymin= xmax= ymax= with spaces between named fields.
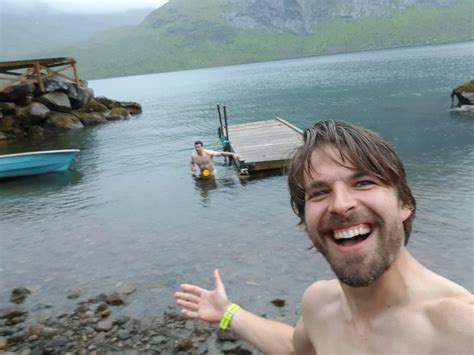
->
xmin=5 ymin=0 xmax=169 ymax=13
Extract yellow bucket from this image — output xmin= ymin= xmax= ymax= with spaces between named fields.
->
xmin=201 ymin=168 xmax=211 ymax=177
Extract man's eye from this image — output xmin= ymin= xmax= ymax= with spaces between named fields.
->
xmin=355 ymin=180 xmax=375 ymax=188
xmin=307 ymin=190 xmax=329 ymax=200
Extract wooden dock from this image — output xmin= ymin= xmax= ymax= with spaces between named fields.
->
xmin=0 ymin=57 xmax=81 ymax=93
xmin=224 ymin=117 xmax=303 ymax=172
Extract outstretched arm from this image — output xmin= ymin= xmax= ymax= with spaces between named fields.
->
xmin=219 ymin=151 xmax=240 ymax=160
xmin=206 ymin=149 xmax=240 ymax=160
xmin=175 ymin=269 xmax=297 ymax=354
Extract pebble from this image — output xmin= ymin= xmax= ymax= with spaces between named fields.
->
xmin=117 ymin=329 xmax=130 ymax=340
xmin=0 ymin=290 xmax=261 ymax=354
xmin=96 ymin=319 xmax=113 ymax=331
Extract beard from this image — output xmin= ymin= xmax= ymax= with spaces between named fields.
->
xmin=311 ymin=210 xmax=404 ymax=287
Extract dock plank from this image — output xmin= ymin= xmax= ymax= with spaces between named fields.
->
xmin=222 ymin=117 xmax=303 ymax=172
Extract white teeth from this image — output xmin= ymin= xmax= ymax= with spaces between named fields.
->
xmin=334 ymin=226 xmax=371 ymax=240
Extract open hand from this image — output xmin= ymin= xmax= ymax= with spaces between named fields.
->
xmin=175 ymin=269 xmax=231 ymax=323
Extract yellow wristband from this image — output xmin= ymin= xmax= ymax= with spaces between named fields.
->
xmin=219 ymin=303 xmax=240 ymax=330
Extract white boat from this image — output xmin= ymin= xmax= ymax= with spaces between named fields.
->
xmin=0 ymin=149 xmax=79 ymax=179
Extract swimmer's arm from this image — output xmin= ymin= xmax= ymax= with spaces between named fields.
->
xmin=206 ymin=149 xmax=240 ymax=160
xmin=190 ymin=156 xmax=196 ymax=171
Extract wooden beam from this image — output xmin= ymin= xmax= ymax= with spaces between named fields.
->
xmin=34 ymin=62 xmax=45 ymax=93
xmin=72 ymin=62 xmax=80 ymax=87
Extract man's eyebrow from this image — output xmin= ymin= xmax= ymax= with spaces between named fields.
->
xmin=351 ymin=171 xmax=371 ymax=179
xmin=304 ymin=171 xmax=372 ymax=190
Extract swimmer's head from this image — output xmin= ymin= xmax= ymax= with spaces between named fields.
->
xmin=194 ymin=140 xmax=204 ymax=154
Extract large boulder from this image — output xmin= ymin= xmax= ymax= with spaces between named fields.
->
xmin=72 ymin=111 xmax=107 ymax=126
xmin=37 ymin=92 xmax=72 ymax=113
xmin=95 ymin=96 xmax=142 ymax=115
xmin=451 ymin=80 xmax=474 ymax=107
xmin=70 ymin=86 xmax=94 ymax=109
xmin=104 ymin=107 xmax=130 ymax=121
xmin=95 ymin=96 xmax=120 ymax=109
xmin=0 ymin=102 xmax=17 ymax=115
xmin=43 ymin=76 xmax=75 ymax=94
xmin=0 ymin=115 xmax=24 ymax=137
xmin=17 ymin=102 xmax=51 ymax=125
xmin=81 ymin=99 xmax=108 ymax=113
xmin=46 ymin=112 xmax=84 ymax=130
xmin=0 ymin=131 xmax=11 ymax=141
xmin=42 ymin=76 xmax=94 ymax=109
xmin=0 ymin=83 xmax=35 ymax=104
xmin=120 ymin=101 xmax=142 ymax=115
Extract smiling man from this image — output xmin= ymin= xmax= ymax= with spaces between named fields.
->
xmin=176 ymin=121 xmax=473 ymax=354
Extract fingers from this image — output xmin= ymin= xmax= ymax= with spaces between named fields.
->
xmin=180 ymin=284 xmax=203 ymax=295
xmin=180 ymin=309 xmax=199 ymax=319
xmin=176 ymin=298 xmax=199 ymax=311
xmin=214 ymin=269 xmax=224 ymax=291
xmin=175 ymin=291 xmax=200 ymax=304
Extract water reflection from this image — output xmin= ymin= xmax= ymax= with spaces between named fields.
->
xmin=193 ymin=174 xmax=217 ymax=206
xmin=0 ymin=169 xmax=83 ymax=194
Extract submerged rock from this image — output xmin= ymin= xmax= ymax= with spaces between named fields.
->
xmin=9 ymin=287 xmax=32 ymax=304
xmin=0 ymin=307 xmax=27 ymax=320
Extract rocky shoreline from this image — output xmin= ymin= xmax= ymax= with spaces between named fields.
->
xmin=0 ymin=76 xmax=142 ymax=145
xmin=0 ymin=287 xmax=260 ymax=354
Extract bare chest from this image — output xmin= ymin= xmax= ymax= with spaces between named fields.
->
xmin=193 ymin=153 xmax=213 ymax=166
xmin=310 ymin=312 xmax=457 ymax=355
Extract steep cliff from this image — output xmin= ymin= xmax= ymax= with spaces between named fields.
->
xmin=146 ymin=0 xmax=464 ymax=35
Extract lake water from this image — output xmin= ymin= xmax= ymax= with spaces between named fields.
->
xmin=1 ymin=42 xmax=473 ymax=322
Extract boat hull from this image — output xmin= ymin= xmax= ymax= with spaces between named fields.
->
xmin=0 ymin=149 xmax=80 ymax=179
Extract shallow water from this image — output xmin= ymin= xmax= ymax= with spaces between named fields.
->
xmin=1 ymin=42 xmax=473 ymax=322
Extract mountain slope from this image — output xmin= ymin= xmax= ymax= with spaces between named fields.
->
xmin=12 ymin=0 xmax=474 ymax=79
xmin=0 ymin=1 xmax=153 ymax=61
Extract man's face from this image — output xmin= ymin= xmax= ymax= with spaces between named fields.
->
xmin=303 ymin=145 xmax=412 ymax=287
xmin=195 ymin=143 xmax=203 ymax=155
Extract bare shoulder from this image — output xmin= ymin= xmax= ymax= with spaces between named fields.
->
xmin=204 ymin=149 xmax=219 ymax=156
xmin=425 ymin=282 xmax=474 ymax=336
xmin=301 ymin=279 xmax=341 ymax=316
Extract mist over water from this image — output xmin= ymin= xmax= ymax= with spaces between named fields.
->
xmin=1 ymin=42 xmax=473 ymax=321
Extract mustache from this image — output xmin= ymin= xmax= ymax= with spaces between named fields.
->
xmin=318 ymin=210 xmax=381 ymax=235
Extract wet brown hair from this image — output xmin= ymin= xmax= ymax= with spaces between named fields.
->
xmin=288 ymin=120 xmax=416 ymax=245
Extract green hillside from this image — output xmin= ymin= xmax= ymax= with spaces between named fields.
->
xmin=34 ymin=0 xmax=474 ymax=79
xmin=0 ymin=5 xmax=152 ymax=61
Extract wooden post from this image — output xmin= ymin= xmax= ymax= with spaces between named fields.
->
xmin=217 ymin=104 xmax=223 ymax=138
xmin=223 ymin=105 xmax=229 ymax=142
xmin=34 ymin=62 xmax=45 ymax=93
xmin=71 ymin=61 xmax=80 ymax=87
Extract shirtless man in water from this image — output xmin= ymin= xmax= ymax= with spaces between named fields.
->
xmin=190 ymin=140 xmax=239 ymax=176
xmin=177 ymin=121 xmax=473 ymax=354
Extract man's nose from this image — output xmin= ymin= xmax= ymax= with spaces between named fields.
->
xmin=328 ymin=184 xmax=357 ymax=215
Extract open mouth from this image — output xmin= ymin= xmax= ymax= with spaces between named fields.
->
xmin=331 ymin=224 xmax=372 ymax=247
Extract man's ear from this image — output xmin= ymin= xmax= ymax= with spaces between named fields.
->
xmin=400 ymin=204 xmax=413 ymax=222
